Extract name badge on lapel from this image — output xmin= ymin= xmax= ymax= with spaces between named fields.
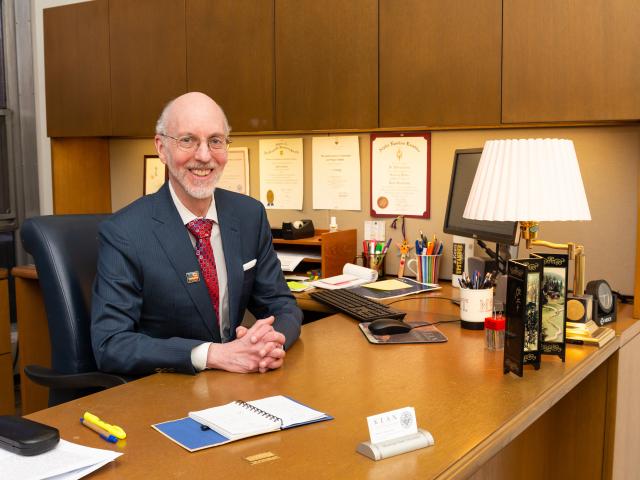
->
xmin=186 ymin=271 xmax=200 ymax=284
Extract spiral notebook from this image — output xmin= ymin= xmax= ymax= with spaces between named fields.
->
xmin=153 ymin=395 xmax=331 ymax=452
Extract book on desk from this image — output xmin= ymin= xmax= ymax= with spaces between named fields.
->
xmin=565 ymin=320 xmax=615 ymax=347
xmin=152 ymin=395 xmax=332 ymax=452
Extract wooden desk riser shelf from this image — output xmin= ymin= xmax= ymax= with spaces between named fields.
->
xmin=272 ymin=228 xmax=357 ymax=278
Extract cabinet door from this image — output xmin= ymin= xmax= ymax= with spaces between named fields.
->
xmin=187 ymin=0 xmax=274 ymax=132
xmin=44 ymin=0 xmax=111 ymax=137
xmin=503 ymin=0 xmax=640 ymax=123
xmin=110 ymin=0 xmax=187 ymax=137
xmin=379 ymin=0 xmax=501 ymax=128
xmin=275 ymin=0 xmax=377 ymax=130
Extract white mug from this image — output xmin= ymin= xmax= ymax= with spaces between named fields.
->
xmin=459 ymin=287 xmax=493 ymax=330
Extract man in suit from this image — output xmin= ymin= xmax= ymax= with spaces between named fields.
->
xmin=91 ymin=92 xmax=302 ymax=376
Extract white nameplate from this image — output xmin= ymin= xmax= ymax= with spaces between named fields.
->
xmin=366 ymin=406 xmax=417 ymax=444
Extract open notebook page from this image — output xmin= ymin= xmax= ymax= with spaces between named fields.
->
xmin=189 ymin=402 xmax=279 ymax=439
xmin=249 ymin=396 xmax=326 ymax=428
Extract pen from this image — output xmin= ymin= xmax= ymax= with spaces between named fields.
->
xmin=382 ymin=238 xmax=392 ymax=254
xmin=83 ymin=412 xmax=127 ymax=439
xmin=80 ymin=418 xmax=118 ymax=443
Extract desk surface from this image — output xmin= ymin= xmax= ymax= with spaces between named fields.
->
xmin=25 ymin=285 xmax=637 ymax=479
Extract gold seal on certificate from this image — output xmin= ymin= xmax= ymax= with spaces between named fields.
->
xmin=376 ymin=196 xmax=389 ymax=209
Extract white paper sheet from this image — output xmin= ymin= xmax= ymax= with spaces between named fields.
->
xmin=276 ymin=250 xmax=321 ymax=272
xmin=311 ymin=263 xmax=378 ymax=289
xmin=0 ymin=439 xmax=122 ymax=480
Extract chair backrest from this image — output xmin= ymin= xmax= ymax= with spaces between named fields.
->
xmin=21 ymin=214 xmax=110 ymax=376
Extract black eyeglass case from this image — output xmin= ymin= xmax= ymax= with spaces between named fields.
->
xmin=0 ymin=415 xmax=60 ymax=456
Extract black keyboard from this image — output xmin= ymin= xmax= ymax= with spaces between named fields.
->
xmin=309 ymin=288 xmax=407 ymax=323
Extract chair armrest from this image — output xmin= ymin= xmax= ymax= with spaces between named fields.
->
xmin=24 ymin=364 xmax=128 ymax=390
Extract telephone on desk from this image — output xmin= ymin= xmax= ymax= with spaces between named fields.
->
xmin=272 ymin=219 xmax=315 ymax=240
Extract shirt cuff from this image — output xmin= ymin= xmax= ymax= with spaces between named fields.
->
xmin=191 ymin=342 xmax=212 ymax=371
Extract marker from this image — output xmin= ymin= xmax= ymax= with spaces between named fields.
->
xmin=83 ymin=412 xmax=127 ymax=440
xmin=80 ymin=418 xmax=118 ymax=443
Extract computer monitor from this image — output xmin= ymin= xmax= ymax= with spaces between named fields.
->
xmin=443 ymin=148 xmax=518 ymax=246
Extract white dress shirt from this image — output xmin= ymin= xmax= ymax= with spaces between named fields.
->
xmin=168 ymin=183 xmax=230 ymax=370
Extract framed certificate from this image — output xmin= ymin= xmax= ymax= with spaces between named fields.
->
xmin=143 ymin=155 xmax=167 ymax=195
xmin=217 ymin=147 xmax=250 ymax=195
xmin=370 ymin=132 xmax=431 ymax=218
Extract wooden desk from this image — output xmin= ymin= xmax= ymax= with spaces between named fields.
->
xmin=25 ymin=286 xmax=640 ymax=479
xmin=11 ymin=265 xmax=50 ymax=413
xmin=0 ymin=268 xmax=15 ymax=414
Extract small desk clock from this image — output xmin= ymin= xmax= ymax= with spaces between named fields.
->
xmin=585 ymin=279 xmax=617 ymax=326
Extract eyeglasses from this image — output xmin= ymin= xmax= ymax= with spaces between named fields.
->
xmin=160 ymin=133 xmax=231 ymax=152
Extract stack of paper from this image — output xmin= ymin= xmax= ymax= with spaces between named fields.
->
xmin=276 ymin=250 xmax=321 ymax=272
xmin=0 ymin=439 xmax=122 ymax=480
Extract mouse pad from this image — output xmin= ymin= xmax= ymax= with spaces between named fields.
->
xmin=358 ymin=321 xmax=448 ymax=344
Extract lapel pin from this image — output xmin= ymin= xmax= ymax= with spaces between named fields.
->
xmin=186 ymin=271 xmax=200 ymax=284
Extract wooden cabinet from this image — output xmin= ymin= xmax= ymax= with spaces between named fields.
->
xmin=109 ymin=0 xmax=187 ymax=137
xmin=379 ymin=0 xmax=501 ymax=128
xmin=43 ymin=0 xmax=640 ymax=134
xmin=12 ymin=266 xmax=50 ymax=414
xmin=43 ymin=0 xmax=111 ymax=137
xmin=274 ymin=0 xmax=378 ymax=131
xmin=609 ymin=332 xmax=640 ymax=478
xmin=51 ymin=138 xmax=111 ymax=214
xmin=186 ymin=0 xmax=274 ymax=132
xmin=272 ymin=229 xmax=357 ymax=279
xmin=0 ymin=269 xmax=15 ymax=415
xmin=503 ymin=0 xmax=640 ymax=123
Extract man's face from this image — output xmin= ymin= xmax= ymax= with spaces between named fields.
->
xmin=156 ymin=98 xmax=229 ymax=202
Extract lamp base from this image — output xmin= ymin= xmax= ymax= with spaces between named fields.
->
xmin=566 ymin=293 xmax=593 ymax=323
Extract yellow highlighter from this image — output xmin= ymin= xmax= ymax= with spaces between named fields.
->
xmin=83 ymin=412 xmax=127 ymax=440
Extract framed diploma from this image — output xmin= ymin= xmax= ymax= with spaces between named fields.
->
xmin=217 ymin=147 xmax=250 ymax=195
xmin=259 ymin=138 xmax=304 ymax=210
xmin=370 ymin=132 xmax=431 ymax=218
xmin=143 ymin=155 xmax=167 ymax=195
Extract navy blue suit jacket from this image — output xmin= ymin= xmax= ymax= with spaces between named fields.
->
xmin=91 ymin=183 xmax=302 ymax=376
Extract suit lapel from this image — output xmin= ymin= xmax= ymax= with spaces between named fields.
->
xmin=215 ymin=189 xmax=243 ymax=331
xmin=150 ymin=184 xmax=219 ymax=341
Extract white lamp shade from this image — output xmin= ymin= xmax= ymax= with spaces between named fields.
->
xmin=463 ymin=138 xmax=591 ymax=222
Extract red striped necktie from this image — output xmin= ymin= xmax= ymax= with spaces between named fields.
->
xmin=186 ymin=219 xmax=220 ymax=324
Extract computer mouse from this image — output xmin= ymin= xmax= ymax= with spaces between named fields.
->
xmin=368 ymin=318 xmax=413 ymax=335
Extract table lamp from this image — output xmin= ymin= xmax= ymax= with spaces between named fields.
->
xmin=462 ymin=138 xmax=591 ymax=295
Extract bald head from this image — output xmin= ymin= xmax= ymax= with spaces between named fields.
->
xmin=156 ymin=92 xmax=230 ymax=136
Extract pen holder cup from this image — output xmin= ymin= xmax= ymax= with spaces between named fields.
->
xmin=406 ymin=254 xmax=441 ymax=284
xmin=459 ymin=287 xmax=493 ymax=330
xmin=358 ymin=252 xmax=385 ymax=277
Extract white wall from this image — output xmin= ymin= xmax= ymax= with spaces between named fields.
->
xmin=110 ymin=125 xmax=640 ymax=295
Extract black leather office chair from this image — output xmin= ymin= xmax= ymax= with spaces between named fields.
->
xmin=21 ymin=214 xmax=127 ymax=406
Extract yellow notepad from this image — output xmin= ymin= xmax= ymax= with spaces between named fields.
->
xmin=362 ymin=279 xmax=412 ymax=291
